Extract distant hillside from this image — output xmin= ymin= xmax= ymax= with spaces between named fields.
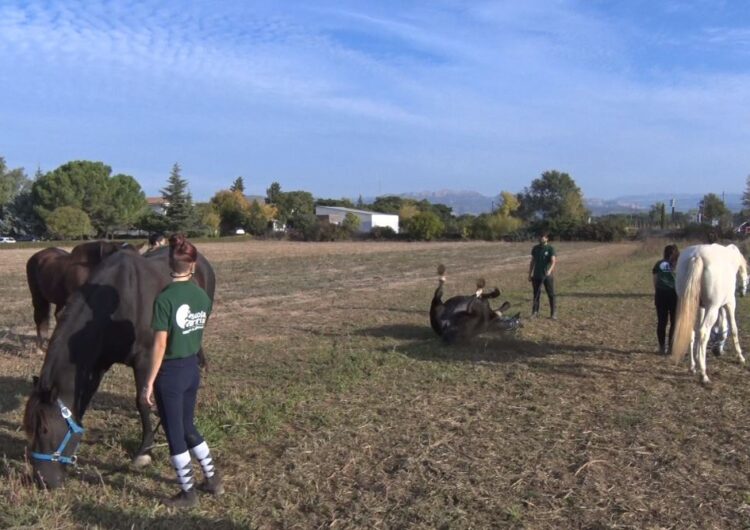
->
xmin=389 ymin=190 xmax=743 ymax=216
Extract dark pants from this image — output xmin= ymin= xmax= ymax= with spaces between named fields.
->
xmin=532 ymin=275 xmax=556 ymax=315
xmin=155 ymin=355 xmax=204 ymax=455
xmin=655 ymin=289 xmax=677 ymax=351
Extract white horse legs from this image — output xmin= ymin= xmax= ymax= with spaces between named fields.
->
xmin=696 ymin=306 xmax=721 ymax=384
xmin=725 ymin=302 xmax=745 ymax=364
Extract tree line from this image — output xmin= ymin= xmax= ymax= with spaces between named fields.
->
xmin=0 ymin=156 xmax=746 ymax=242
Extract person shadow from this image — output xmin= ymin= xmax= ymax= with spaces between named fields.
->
xmin=72 ymin=501 xmax=249 ymax=530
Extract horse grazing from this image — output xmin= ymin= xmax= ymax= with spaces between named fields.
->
xmin=23 ymin=246 xmax=215 ymax=488
xmin=25 ymin=241 xmax=133 ymax=351
xmin=430 ymin=264 xmax=521 ymax=343
xmin=670 ymin=244 xmax=748 ymax=384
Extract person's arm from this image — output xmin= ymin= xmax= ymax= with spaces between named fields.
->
xmin=547 ymin=255 xmax=556 ymax=276
xmin=528 ymin=257 xmax=534 ymax=281
xmin=652 ymin=273 xmax=659 ymax=290
xmin=142 ymin=331 xmax=168 ymax=406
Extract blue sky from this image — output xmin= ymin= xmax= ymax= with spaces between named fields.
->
xmin=1 ymin=0 xmax=749 ymax=202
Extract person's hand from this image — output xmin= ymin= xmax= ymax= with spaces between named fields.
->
xmin=141 ymin=382 xmax=154 ymax=407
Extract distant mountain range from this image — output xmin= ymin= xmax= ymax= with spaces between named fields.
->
xmin=392 ymin=190 xmax=743 ymax=216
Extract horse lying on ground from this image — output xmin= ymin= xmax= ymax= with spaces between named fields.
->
xmin=25 ymin=241 xmax=134 ymax=351
xmin=430 ymin=264 xmax=521 ymax=343
xmin=23 ymin=246 xmax=215 ymax=488
xmin=671 ymin=243 xmax=748 ymax=384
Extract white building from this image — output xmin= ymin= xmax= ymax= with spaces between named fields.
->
xmin=315 ymin=206 xmax=399 ymax=234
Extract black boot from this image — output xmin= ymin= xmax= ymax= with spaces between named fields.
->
xmin=199 ymin=470 xmax=224 ymax=496
xmin=162 ymin=487 xmax=198 ymax=508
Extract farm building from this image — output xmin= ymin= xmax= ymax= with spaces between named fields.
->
xmin=315 ymin=206 xmax=399 ymax=234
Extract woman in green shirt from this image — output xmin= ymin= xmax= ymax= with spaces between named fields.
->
xmin=141 ymin=234 xmax=222 ymax=508
xmin=652 ymin=244 xmax=679 ymax=355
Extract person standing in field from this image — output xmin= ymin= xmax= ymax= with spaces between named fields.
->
xmin=529 ymin=232 xmax=557 ymax=319
xmin=652 ymin=244 xmax=679 ymax=355
xmin=141 ymin=234 xmax=223 ymax=508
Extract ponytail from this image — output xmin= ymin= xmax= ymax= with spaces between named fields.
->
xmin=169 ymin=234 xmax=198 ymax=274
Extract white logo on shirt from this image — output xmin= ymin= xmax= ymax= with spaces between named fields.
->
xmin=175 ymin=304 xmax=207 ymax=335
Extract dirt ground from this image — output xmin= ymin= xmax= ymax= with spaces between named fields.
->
xmin=2 ymin=239 xmax=750 ymax=529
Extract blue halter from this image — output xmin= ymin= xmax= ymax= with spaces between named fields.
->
xmin=30 ymin=399 xmax=84 ymax=466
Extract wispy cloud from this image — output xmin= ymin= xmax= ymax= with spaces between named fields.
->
xmin=0 ymin=0 xmax=748 ymax=200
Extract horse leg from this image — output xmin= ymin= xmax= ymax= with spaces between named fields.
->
xmin=698 ymin=307 xmax=719 ymax=384
xmin=725 ymin=302 xmax=744 ymax=364
xmin=689 ymin=327 xmax=697 ymax=375
xmin=30 ymin=295 xmax=50 ymax=353
xmin=131 ymin=362 xmax=156 ymax=468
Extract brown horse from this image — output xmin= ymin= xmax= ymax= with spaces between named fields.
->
xmin=26 ymin=241 xmax=133 ymax=350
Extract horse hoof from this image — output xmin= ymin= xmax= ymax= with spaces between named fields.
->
xmin=132 ymin=454 xmax=152 ymax=468
xmin=701 ymin=377 xmax=711 ymax=386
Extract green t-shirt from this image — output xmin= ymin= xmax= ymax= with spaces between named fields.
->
xmin=151 ymin=281 xmax=212 ymax=360
xmin=531 ymin=243 xmax=556 ymax=279
xmin=652 ymin=259 xmax=676 ymax=291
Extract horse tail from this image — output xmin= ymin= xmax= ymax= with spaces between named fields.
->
xmin=671 ymin=255 xmax=703 ymax=363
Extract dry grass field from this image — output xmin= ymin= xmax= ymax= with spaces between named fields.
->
xmin=2 ymin=239 xmax=750 ymax=529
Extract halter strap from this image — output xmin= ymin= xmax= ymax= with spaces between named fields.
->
xmin=30 ymin=399 xmax=85 ymax=466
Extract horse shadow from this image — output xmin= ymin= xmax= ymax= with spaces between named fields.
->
xmin=357 ymin=323 xmax=648 ymax=365
xmin=559 ymin=291 xmax=651 ymax=299
xmin=0 ymin=376 xmax=32 ymax=413
xmin=0 ymin=428 xmax=27 ymax=461
xmin=72 ymin=501 xmax=248 ymax=530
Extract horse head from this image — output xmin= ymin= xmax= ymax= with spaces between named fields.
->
xmin=23 ymin=377 xmax=73 ymax=489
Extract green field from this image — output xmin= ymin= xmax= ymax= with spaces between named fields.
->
xmin=2 ymin=240 xmax=750 ymax=529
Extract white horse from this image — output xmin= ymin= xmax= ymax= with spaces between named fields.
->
xmin=671 ymin=244 xmax=748 ymax=384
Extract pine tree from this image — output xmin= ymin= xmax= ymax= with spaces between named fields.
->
xmin=230 ymin=176 xmax=245 ymax=193
xmin=742 ymin=174 xmax=750 ymax=217
xmin=161 ymin=163 xmax=196 ymax=233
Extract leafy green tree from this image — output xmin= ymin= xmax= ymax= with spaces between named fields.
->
xmin=194 ymin=203 xmax=221 ymax=237
xmin=517 ymin=170 xmax=588 ymax=226
xmin=0 ymin=158 xmax=32 ymax=233
xmin=342 ymin=212 xmax=361 ymax=234
xmin=247 ymin=200 xmax=269 ymax=235
xmin=404 ymin=211 xmax=444 ymax=240
xmin=315 ymin=198 xmax=355 ymax=208
xmin=211 ymin=190 xmax=250 ymax=235
xmin=0 ymin=157 xmax=28 ymax=207
xmin=136 ymin=210 xmax=170 ymax=234
xmin=266 ymin=181 xmax=282 ymax=205
xmin=32 ymin=160 xmax=111 ymax=231
xmin=230 ymin=177 xmax=245 ymax=193
xmin=497 ymin=191 xmax=520 ymax=217
xmin=356 ymin=195 xmax=365 ymax=208
xmin=46 ymin=206 xmax=94 ymax=239
xmin=100 ymin=174 xmax=147 ymax=236
xmin=700 ymin=193 xmax=729 ymax=224
xmin=649 ymin=202 xmax=666 ymax=228
xmin=742 ymin=175 xmax=750 ymax=218
xmin=371 ymin=195 xmax=403 ymax=214
xmin=161 ymin=163 xmax=196 ymax=233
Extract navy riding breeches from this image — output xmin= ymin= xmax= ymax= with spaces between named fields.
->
xmin=154 ymin=354 xmax=204 ymax=455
